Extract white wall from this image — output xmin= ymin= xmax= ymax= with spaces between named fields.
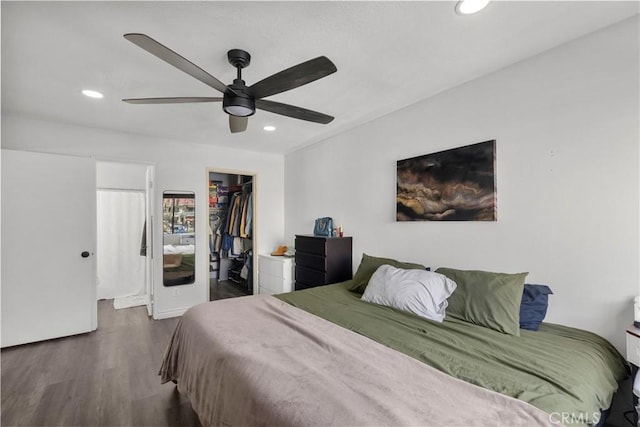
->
xmin=96 ymin=161 xmax=148 ymax=191
xmin=1 ymin=117 xmax=285 ymax=319
xmin=285 ymin=18 xmax=639 ymax=352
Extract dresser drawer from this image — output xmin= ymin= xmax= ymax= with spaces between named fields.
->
xmin=258 ymin=255 xmax=293 ymax=281
xmin=295 ymin=235 xmax=327 ymax=256
xmin=294 ymin=281 xmax=318 ymax=291
xmin=627 ymin=330 xmax=640 ymax=366
xmin=295 ymin=265 xmax=327 ymax=286
xmin=295 ymin=252 xmax=327 ymax=271
xmin=259 ymin=272 xmax=293 ymax=295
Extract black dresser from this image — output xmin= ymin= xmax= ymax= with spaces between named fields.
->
xmin=294 ymin=235 xmax=353 ymax=291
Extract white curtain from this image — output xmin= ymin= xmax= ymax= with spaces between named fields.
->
xmin=96 ymin=190 xmax=146 ymax=308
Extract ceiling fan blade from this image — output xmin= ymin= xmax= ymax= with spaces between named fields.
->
xmin=123 ymin=97 xmax=223 ymax=104
xmin=229 ymin=115 xmax=248 ymax=133
xmin=124 ymin=33 xmax=232 ymax=94
xmin=248 ymin=56 xmax=337 ymax=99
xmin=255 ymin=99 xmax=334 ymax=124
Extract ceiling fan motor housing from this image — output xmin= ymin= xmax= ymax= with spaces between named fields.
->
xmin=223 ymin=79 xmax=255 ymax=117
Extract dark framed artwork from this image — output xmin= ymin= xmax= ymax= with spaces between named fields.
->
xmin=396 ymin=140 xmax=496 ymax=221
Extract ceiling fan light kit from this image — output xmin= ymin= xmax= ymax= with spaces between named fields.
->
xmin=455 ymin=0 xmax=490 ymax=15
xmin=223 ymin=92 xmax=255 ymax=117
xmin=223 ymin=100 xmax=255 ymax=117
xmin=122 ymin=34 xmax=337 ymax=134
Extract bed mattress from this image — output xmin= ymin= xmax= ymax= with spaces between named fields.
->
xmin=276 ymin=282 xmax=629 ymax=426
xmin=160 ymin=294 xmax=558 ymax=426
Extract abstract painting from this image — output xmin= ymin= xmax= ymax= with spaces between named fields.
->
xmin=397 ymin=140 xmax=496 ymax=221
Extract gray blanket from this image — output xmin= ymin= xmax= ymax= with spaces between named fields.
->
xmin=160 ymin=295 xmax=559 ymax=426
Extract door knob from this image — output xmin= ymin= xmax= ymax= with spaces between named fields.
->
xmin=81 ymin=251 xmax=90 ymax=258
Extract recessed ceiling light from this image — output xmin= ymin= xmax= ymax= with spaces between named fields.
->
xmin=82 ymin=89 xmax=103 ymax=99
xmin=263 ymin=125 xmax=276 ymax=132
xmin=455 ymin=0 xmax=490 ymax=15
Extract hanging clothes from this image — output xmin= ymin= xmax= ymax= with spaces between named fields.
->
xmin=244 ymin=192 xmax=253 ymax=237
xmin=221 ymin=233 xmax=234 ymax=255
xmin=239 ymin=194 xmax=248 ymax=238
xmin=209 ymin=208 xmax=226 ymax=253
xmin=232 ymin=237 xmax=243 ymax=256
xmin=228 ymin=193 xmax=242 ymax=235
xmin=221 ymin=193 xmax=235 ymax=234
xmin=235 ymin=193 xmax=243 ymax=232
xmin=219 ymin=185 xmax=253 ymax=258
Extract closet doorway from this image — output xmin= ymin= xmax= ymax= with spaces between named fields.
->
xmin=207 ymin=169 xmax=255 ymax=301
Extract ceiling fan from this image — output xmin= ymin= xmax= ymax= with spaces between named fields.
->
xmin=122 ymin=33 xmax=337 ymax=133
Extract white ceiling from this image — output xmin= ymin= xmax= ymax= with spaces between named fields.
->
xmin=2 ymin=1 xmax=638 ymax=154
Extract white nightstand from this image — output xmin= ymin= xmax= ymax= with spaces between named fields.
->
xmin=626 ymin=325 xmax=640 ymax=367
xmin=258 ymin=254 xmax=294 ymax=295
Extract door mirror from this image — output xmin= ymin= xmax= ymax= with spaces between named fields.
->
xmin=162 ymin=191 xmax=195 ymax=286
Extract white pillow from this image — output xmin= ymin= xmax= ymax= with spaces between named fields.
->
xmin=361 ymin=264 xmax=457 ymax=322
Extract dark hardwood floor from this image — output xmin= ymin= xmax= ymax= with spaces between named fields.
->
xmin=1 ymin=301 xmax=201 ymax=427
xmin=209 ymin=278 xmax=251 ymax=301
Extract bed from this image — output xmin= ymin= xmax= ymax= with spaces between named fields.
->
xmin=160 ymin=277 xmax=627 ymax=427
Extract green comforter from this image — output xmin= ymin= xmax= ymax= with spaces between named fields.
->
xmin=276 ymin=281 xmax=628 ymax=426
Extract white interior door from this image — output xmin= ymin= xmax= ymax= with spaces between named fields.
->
xmin=1 ymin=150 xmax=97 ymax=347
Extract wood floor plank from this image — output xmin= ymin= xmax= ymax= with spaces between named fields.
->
xmin=1 ymin=300 xmax=200 ymax=427
xmin=209 ymin=279 xmax=250 ymax=301
xmin=31 ymin=378 xmax=79 ymax=426
xmin=131 ymin=386 xmax=201 ymax=427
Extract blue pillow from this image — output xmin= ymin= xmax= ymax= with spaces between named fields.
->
xmin=520 ymin=284 xmax=553 ymax=331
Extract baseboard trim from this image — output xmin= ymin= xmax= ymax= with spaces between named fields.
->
xmin=153 ymin=307 xmax=188 ymax=320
